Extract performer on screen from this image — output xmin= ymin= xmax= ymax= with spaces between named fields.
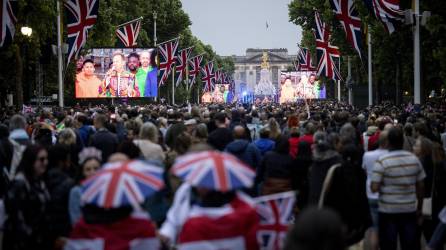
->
xmin=135 ymin=49 xmax=158 ymax=97
xmin=99 ymin=52 xmax=140 ymax=97
xmin=75 ymin=59 xmax=102 ymax=98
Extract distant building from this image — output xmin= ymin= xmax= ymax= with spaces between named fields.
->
xmin=226 ymin=48 xmax=296 ymax=94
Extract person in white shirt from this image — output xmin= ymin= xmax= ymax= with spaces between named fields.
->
xmin=362 ymin=131 xmax=388 ymax=250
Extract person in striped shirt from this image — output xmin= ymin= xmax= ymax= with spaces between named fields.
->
xmin=371 ymin=127 xmax=425 ymax=250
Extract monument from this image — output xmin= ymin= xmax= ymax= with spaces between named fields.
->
xmin=254 ymin=52 xmax=276 ymax=96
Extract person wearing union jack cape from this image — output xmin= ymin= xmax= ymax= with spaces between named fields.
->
xmin=159 ymin=151 xmax=260 ymax=250
xmin=98 ymin=52 xmax=140 ymax=97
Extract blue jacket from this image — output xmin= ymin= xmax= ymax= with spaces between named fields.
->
xmin=225 ymin=139 xmax=261 ymax=169
xmin=254 ymin=138 xmax=275 ymax=156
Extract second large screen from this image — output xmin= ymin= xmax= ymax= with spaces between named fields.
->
xmin=75 ymin=48 xmax=158 ymax=98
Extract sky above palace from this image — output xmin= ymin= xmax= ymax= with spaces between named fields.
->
xmin=180 ymin=0 xmax=302 ymax=56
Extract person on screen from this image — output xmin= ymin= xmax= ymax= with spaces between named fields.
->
xmin=99 ymin=52 xmax=140 ymax=97
xmin=135 ymin=49 xmax=158 ymax=97
xmin=75 ymin=59 xmax=101 ymax=98
xmin=127 ymin=52 xmax=140 ymax=75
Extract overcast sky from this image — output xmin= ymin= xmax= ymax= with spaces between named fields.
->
xmin=180 ymin=0 xmax=302 ymax=56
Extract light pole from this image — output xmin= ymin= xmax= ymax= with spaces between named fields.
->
xmin=153 ymin=11 xmax=157 ymax=47
xmin=57 ymin=0 xmax=64 ymax=108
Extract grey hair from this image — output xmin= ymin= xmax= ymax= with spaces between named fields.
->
xmin=139 ymin=122 xmax=159 ymax=142
xmin=9 ymin=114 xmax=27 ymax=131
xmin=58 ymin=128 xmax=77 ymax=145
xmin=339 ymin=123 xmax=356 ymax=142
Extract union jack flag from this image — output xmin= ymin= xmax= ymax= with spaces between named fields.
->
xmin=201 ymin=61 xmax=216 ymax=92
xmin=255 ymin=191 xmax=296 ymax=250
xmin=314 ymin=12 xmax=342 ymax=81
xmin=115 ymin=17 xmax=142 ymax=47
xmin=214 ymin=70 xmax=223 ymax=84
xmin=0 ymin=0 xmax=17 ymax=48
xmin=296 ymin=46 xmax=316 ymax=71
xmin=158 ymin=37 xmax=179 ymax=86
xmin=81 ymin=160 xmax=164 ymax=209
xmin=364 ymin=0 xmax=403 ymax=34
xmin=65 ymin=0 xmax=99 ymax=65
xmin=175 ymin=47 xmax=192 ymax=87
xmin=188 ymin=54 xmax=203 ymax=87
xmin=330 ymin=0 xmax=363 ymax=58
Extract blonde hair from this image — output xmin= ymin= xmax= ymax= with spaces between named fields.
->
xmin=58 ymin=128 xmax=76 ymax=145
xmin=139 ymin=122 xmax=159 ymax=143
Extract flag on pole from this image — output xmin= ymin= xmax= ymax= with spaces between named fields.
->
xmin=330 ymin=0 xmax=363 ymax=58
xmin=201 ymin=61 xmax=215 ymax=92
xmin=214 ymin=70 xmax=223 ymax=84
xmin=188 ymin=54 xmax=203 ymax=88
xmin=255 ymin=191 xmax=296 ymax=250
xmin=0 ymin=0 xmax=17 ymax=48
xmin=363 ymin=0 xmax=403 ymax=34
xmin=314 ymin=12 xmax=342 ymax=80
xmin=65 ymin=0 xmax=99 ymax=65
xmin=115 ymin=17 xmax=142 ymax=47
xmin=158 ymin=37 xmax=179 ymax=86
xmin=175 ymin=47 xmax=193 ymax=87
xmin=297 ymin=45 xmax=316 ymax=71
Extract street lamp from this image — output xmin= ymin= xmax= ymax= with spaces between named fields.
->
xmin=21 ymin=26 xmax=32 ymax=36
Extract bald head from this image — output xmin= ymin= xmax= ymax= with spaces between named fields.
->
xmin=233 ymin=125 xmax=246 ymax=139
xmin=378 ymin=130 xmax=389 ymax=149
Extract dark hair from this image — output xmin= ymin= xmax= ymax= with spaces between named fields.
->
xmin=387 ymin=127 xmax=404 ymax=150
xmin=48 ymin=144 xmax=71 ymax=170
xmin=82 ymin=59 xmax=94 ymax=67
xmin=284 ymin=207 xmax=346 ymax=250
xmin=296 ymin=141 xmax=312 ymax=160
xmin=128 ymin=52 xmax=140 ymax=60
xmin=214 ymin=112 xmax=227 ymax=124
xmin=17 ymin=144 xmax=47 ymax=180
xmin=117 ymin=140 xmax=141 ymax=159
xmin=275 ymin=135 xmax=290 ymax=154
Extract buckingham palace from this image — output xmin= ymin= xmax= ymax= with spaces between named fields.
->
xmin=226 ymin=48 xmax=297 ymax=96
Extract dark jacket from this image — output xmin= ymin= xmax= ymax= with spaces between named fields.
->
xmin=90 ymin=128 xmax=119 ymax=163
xmin=3 ymin=173 xmax=51 ymax=250
xmin=77 ymin=125 xmax=95 ymax=146
xmin=254 ymin=138 xmax=275 ymax=156
xmin=256 ymin=151 xmax=294 ymax=192
xmin=208 ymin=127 xmax=233 ymax=151
xmin=225 ymin=139 xmax=261 ymax=169
xmin=323 ymin=163 xmax=371 ymax=246
xmin=308 ymin=149 xmax=342 ymax=205
xmin=45 ymin=168 xmax=75 ymax=239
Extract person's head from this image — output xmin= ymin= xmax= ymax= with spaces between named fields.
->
xmin=139 ymin=122 xmax=159 ymax=143
xmin=387 ymin=127 xmax=404 ymax=150
xmin=432 ymin=142 xmax=446 ymax=165
xmin=0 ymin=124 xmax=9 ymax=139
xmin=48 ymin=144 xmax=71 ymax=170
xmin=275 ymin=135 xmax=290 ymax=154
xmin=125 ymin=119 xmax=141 ymax=141
xmin=414 ymin=122 xmax=428 ymax=138
xmin=284 ymin=207 xmax=345 ymax=250
xmin=214 ymin=112 xmax=229 ymax=128
xmin=127 ymin=52 xmax=140 ymax=73
xmin=82 ymin=59 xmax=95 ymax=76
xmin=58 ymin=128 xmax=77 ymax=146
xmin=18 ymin=144 xmax=48 ymax=179
xmin=413 ymin=136 xmax=433 ymax=158
xmin=9 ymin=114 xmax=26 ymax=131
xmin=403 ymin=122 xmax=414 ymax=137
xmin=78 ymin=147 xmax=102 ymax=180
xmin=287 ymin=115 xmax=299 ymax=128
xmin=184 ymin=119 xmax=197 ymax=134
xmin=93 ymin=114 xmax=107 ymax=129
xmin=309 ymin=74 xmax=316 ymax=84
xmin=305 ymin=122 xmax=316 ymax=136
xmin=76 ymin=114 xmax=88 ymax=126
xmin=117 ymin=140 xmax=141 ymax=159
xmin=194 ymin=123 xmax=208 ymax=141
xmin=139 ymin=50 xmax=151 ymax=68
xmin=339 ymin=123 xmax=356 ymax=142
xmin=233 ymin=125 xmax=246 ymax=140
xmin=313 ymin=131 xmax=330 ymax=152
xmin=112 ymin=52 xmax=126 ymax=72
xmin=174 ymin=132 xmax=192 ymax=155
xmin=259 ymin=126 xmax=270 ymax=139
xmin=340 ymin=143 xmax=361 ymax=167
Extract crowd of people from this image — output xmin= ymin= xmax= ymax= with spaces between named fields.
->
xmin=0 ymin=100 xmax=445 ymax=250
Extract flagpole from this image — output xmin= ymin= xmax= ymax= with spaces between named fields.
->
xmin=57 ymin=0 xmax=64 ymax=108
xmin=153 ymin=11 xmax=157 ymax=102
xmin=172 ymin=66 xmax=175 ymax=105
xmin=368 ymin=25 xmax=373 ymax=106
xmin=413 ymin=0 xmax=421 ymax=104
xmin=347 ymin=56 xmax=352 ymax=105
xmin=116 ymin=16 xmax=143 ymax=28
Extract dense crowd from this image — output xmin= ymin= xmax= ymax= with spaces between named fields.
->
xmin=0 ymin=100 xmax=446 ymax=250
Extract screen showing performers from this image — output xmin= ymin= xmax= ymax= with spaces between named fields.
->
xmin=279 ymin=71 xmax=326 ymax=103
xmin=75 ymin=48 xmax=158 ymax=98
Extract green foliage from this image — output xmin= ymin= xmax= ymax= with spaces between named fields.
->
xmin=288 ymin=0 xmax=446 ymax=103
